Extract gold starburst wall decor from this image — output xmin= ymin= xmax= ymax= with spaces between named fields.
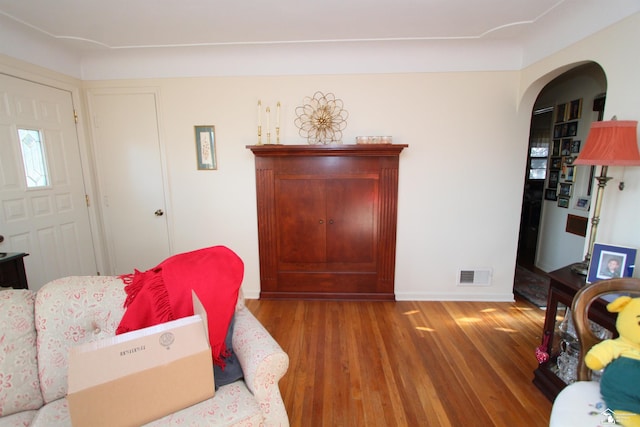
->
xmin=294 ymin=92 xmax=349 ymax=144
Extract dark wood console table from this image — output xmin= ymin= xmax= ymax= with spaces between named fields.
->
xmin=532 ymin=265 xmax=616 ymax=401
xmin=247 ymin=144 xmax=407 ymax=300
xmin=0 ymin=252 xmax=29 ymax=289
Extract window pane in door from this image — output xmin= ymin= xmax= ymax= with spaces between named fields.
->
xmin=529 ymin=169 xmax=547 ymax=180
xmin=18 ymin=128 xmax=49 ymax=188
xmin=530 ymin=146 xmax=549 ymax=157
xmin=530 ymin=158 xmax=548 ymax=169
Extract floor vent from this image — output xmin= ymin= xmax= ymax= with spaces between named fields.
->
xmin=458 ymin=269 xmax=492 ymax=286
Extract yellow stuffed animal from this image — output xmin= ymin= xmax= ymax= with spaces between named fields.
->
xmin=585 ymin=296 xmax=640 ymax=427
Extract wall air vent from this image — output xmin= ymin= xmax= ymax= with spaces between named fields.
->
xmin=457 ymin=269 xmax=492 ymax=286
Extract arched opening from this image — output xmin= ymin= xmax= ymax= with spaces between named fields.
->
xmin=515 ymin=62 xmax=607 ymax=303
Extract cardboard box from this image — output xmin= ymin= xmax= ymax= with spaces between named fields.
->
xmin=67 ymin=292 xmax=214 ymax=427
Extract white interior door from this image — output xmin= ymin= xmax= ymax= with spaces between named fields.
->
xmin=88 ymin=90 xmax=171 ymax=274
xmin=0 ymin=74 xmax=97 ymax=290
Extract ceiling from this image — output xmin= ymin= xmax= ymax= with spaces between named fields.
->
xmin=0 ymin=0 xmax=610 ymax=51
xmin=1 ymin=0 xmax=638 ymax=79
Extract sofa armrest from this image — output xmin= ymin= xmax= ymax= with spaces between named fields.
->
xmin=232 ymin=306 xmax=289 ymax=427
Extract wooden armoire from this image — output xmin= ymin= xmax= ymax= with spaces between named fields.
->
xmin=247 ymin=144 xmax=407 ymax=300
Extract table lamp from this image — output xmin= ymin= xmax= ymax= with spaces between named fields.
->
xmin=570 ymin=119 xmax=640 ymax=275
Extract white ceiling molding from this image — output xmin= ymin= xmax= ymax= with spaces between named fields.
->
xmin=0 ymin=1 xmax=638 ymax=80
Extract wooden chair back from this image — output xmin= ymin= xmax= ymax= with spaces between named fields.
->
xmin=571 ymin=277 xmax=640 ymax=381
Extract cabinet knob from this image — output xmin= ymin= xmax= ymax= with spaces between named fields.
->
xmin=319 ymin=219 xmax=324 ymax=224
xmin=329 ymin=219 xmax=334 ymax=224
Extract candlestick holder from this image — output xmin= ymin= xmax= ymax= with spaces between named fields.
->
xmin=257 ymin=125 xmax=262 ymax=145
xmin=276 ymin=127 xmax=280 ymax=144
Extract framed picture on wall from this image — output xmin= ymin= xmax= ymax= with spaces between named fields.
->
xmin=551 ymin=157 xmax=562 ymax=169
xmin=545 ymin=188 xmax=558 ymax=201
xmin=548 ymin=170 xmax=559 ymax=188
xmin=571 ymin=139 xmax=581 ymax=153
xmin=552 ymin=139 xmax=561 ymax=156
xmin=568 ymin=98 xmax=583 ymax=121
xmin=195 ymin=125 xmax=217 ymax=170
xmin=566 ymin=121 xmax=578 ymax=137
xmin=565 ymin=165 xmax=575 ymax=182
xmin=575 ymin=196 xmax=590 ymax=211
xmin=587 ymin=243 xmax=637 ymax=284
xmin=559 ymin=182 xmax=572 ymax=197
xmin=557 ymin=197 xmax=570 ymax=208
xmin=554 ymin=124 xmax=562 ymax=138
xmin=555 ymin=103 xmax=567 ymax=123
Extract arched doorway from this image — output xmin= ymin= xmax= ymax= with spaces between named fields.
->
xmin=516 ymin=62 xmax=607 ymax=284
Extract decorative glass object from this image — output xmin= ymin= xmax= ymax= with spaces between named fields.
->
xmin=294 ymin=92 xmax=348 ymax=145
xmin=557 ymin=338 xmax=580 ymax=384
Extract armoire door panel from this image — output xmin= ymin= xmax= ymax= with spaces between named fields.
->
xmin=326 ymin=178 xmax=377 ymax=264
xmin=275 ymin=178 xmax=326 ymax=263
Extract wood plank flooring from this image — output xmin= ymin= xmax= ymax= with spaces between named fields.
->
xmin=245 ymin=295 xmax=552 ymax=426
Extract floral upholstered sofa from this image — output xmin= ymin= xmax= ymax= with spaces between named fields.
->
xmin=0 ymin=276 xmax=289 ymax=427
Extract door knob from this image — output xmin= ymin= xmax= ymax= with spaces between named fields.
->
xmin=154 ymin=209 xmax=164 ymax=216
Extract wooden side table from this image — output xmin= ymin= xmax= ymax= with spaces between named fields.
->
xmin=0 ymin=252 xmax=29 ymax=289
xmin=532 ymin=265 xmax=616 ymax=400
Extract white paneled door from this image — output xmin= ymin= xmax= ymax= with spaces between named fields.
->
xmin=87 ymin=90 xmax=171 ymax=275
xmin=0 ymin=74 xmax=97 ymax=290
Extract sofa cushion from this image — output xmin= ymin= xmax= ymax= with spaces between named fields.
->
xmin=34 ymin=276 xmax=126 ymax=403
xmin=27 ymin=398 xmax=68 ymax=427
xmin=28 ymin=382 xmax=263 ymax=427
xmin=0 ymin=290 xmax=43 ymax=417
xmin=145 ymin=381 xmax=263 ymax=426
xmin=0 ymin=409 xmax=37 ymax=427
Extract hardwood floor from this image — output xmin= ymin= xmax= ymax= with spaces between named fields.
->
xmin=245 ymin=295 xmax=552 ymax=426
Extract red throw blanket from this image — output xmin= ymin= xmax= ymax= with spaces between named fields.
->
xmin=116 ymin=246 xmax=243 ymax=368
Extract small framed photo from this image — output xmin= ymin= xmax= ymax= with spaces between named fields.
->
xmin=568 ymin=98 xmax=582 ymax=121
xmin=587 ymin=243 xmax=637 ymax=284
xmin=548 ymin=170 xmax=559 ymax=188
xmin=566 ymin=121 xmax=578 ymax=137
xmin=557 ymin=197 xmax=570 ymax=208
xmin=195 ymin=125 xmax=217 ymax=170
xmin=555 ymin=103 xmax=567 ymax=123
xmin=559 ymin=182 xmax=572 ymax=197
xmin=575 ymin=196 xmax=590 ymax=211
xmin=552 ymin=139 xmax=561 ymax=156
xmin=554 ymin=124 xmax=562 ymax=139
xmin=551 ymin=157 xmax=562 ymax=170
xmin=571 ymin=140 xmax=581 ymax=153
xmin=561 ymin=139 xmax=572 ymax=155
xmin=545 ymin=188 xmax=558 ymax=201
xmin=565 ymin=165 xmax=575 ymax=182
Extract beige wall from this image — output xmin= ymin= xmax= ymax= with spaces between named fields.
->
xmin=83 ymin=71 xmax=524 ymax=300
xmin=2 ymin=13 xmax=639 ymax=299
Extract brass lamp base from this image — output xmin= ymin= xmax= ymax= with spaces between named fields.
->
xmin=570 ymin=261 xmax=589 ymax=276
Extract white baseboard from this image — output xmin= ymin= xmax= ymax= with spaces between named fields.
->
xmin=395 ymin=291 xmax=515 ymax=302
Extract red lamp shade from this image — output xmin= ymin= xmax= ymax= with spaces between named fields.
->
xmin=573 ymin=120 xmax=640 ymax=166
